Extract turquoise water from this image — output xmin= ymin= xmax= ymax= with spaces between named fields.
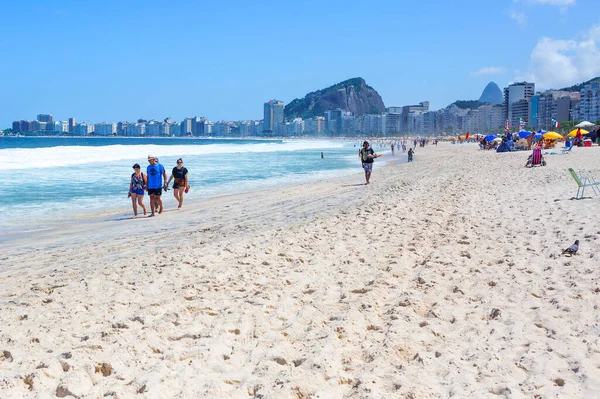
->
xmin=0 ymin=137 xmax=389 ymax=235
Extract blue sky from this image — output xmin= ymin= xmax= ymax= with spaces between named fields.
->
xmin=1 ymin=0 xmax=599 ymax=127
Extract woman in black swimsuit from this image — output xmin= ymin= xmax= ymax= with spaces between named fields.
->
xmin=166 ymin=158 xmax=189 ymax=209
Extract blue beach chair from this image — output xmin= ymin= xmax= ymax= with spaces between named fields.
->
xmin=561 ymin=146 xmax=573 ymax=154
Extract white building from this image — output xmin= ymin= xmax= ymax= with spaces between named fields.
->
xmin=286 ymin=118 xmax=304 ymax=136
xmin=125 ymin=123 xmax=145 ymax=136
xmin=159 ymin=122 xmax=171 ymax=136
xmin=94 ymin=122 xmax=116 ymax=136
xmin=145 ymin=121 xmax=161 ymax=137
xmin=54 ymin=121 xmax=69 ymax=133
xmin=77 ymin=123 xmax=94 ymax=135
xmin=212 ymin=122 xmax=230 ymax=136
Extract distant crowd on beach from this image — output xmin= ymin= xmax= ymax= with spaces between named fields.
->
xmin=128 ymin=155 xmax=190 ymax=217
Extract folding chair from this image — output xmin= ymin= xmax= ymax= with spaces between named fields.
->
xmin=567 ymin=168 xmax=600 ymax=199
xmin=561 ymin=146 xmax=573 ymax=154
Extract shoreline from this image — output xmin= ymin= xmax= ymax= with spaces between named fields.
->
xmin=2 ymin=142 xmax=598 ymax=398
xmin=0 ymin=145 xmax=407 ymax=247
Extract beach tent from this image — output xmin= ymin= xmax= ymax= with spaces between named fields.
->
xmin=568 ymin=129 xmax=589 ymax=137
xmin=485 ymin=134 xmax=498 ymax=141
xmin=544 ymin=132 xmax=563 ymax=140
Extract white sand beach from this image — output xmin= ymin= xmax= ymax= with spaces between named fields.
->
xmin=1 ymin=143 xmax=599 ymax=398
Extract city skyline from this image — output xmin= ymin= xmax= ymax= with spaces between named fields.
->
xmin=2 ymin=1 xmax=600 ymax=128
xmin=8 ymin=75 xmax=598 ymax=136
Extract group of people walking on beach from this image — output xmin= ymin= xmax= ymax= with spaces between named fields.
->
xmin=128 ymin=155 xmax=190 ymax=217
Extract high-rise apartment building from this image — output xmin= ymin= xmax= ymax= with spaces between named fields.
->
xmin=385 ymin=113 xmax=401 ymax=135
xmin=488 ymin=105 xmax=504 ymax=132
xmin=579 ymin=82 xmax=600 ymax=122
xmin=125 ymin=123 xmax=145 ymax=137
xmin=510 ymin=99 xmax=530 ymax=130
xmin=55 ymin=121 xmax=69 ymax=133
xmin=68 ymin=117 xmax=77 ymax=133
xmin=37 ymin=114 xmax=53 ymax=123
xmin=401 ymin=102 xmax=429 ymax=133
xmin=503 ymin=82 xmax=534 ymax=128
xmin=94 ymin=122 xmax=117 ymax=136
xmin=263 ymin=100 xmax=284 ymax=134
xmin=554 ymin=96 xmax=572 ymax=124
xmin=117 ymin=122 xmax=129 ymax=136
xmin=145 ymin=121 xmax=161 ymax=137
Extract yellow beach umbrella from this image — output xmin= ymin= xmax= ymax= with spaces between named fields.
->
xmin=544 ymin=132 xmax=563 ymax=140
xmin=568 ymin=129 xmax=589 ymax=137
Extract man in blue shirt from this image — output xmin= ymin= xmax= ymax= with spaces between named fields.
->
xmin=146 ymin=155 xmax=167 ymax=217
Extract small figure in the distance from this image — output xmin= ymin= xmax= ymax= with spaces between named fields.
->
xmin=408 ymin=148 xmax=414 ymax=162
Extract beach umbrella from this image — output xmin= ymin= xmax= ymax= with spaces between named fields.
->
xmin=567 ymin=129 xmax=590 ymax=137
xmin=537 ymin=130 xmax=547 ymax=134
xmin=518 ymin=131 xmax=532 ymax=139
xmin=544 ymin=132 xmax=563 ymax=140
xmin=485 ymin=134 xmax=498 ymax=141
xmin=534 ymin=132 xmax=543 ymax=139
xmin=575 ymin=121 xmax=595 ymax=128
xmin=493 ymin=137 xmax=502 ymax=142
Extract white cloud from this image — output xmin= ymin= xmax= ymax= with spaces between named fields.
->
xmin=471 ymin=67 xmax=507 ymax=76
xmin=517 ymin=22 xmax=600 ymax=89
xmin=522 ymin=0 xmax=575 ymax=5
xmin=510 ymin=0 xmax=575 ymax=23
xmin=509 ymin=10 xmax=527 ymax=25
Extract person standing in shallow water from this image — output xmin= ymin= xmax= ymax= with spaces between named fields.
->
xmin=359 ymin=140 xmax=377 ymax=185
xmin=128 ymin=163 xmax=147 ymax=217
xmin=166 ymin=158 xmax=189 ymax=209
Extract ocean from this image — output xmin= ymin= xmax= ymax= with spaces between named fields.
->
xmin=0 ymin=137 xmax=392 ymax=238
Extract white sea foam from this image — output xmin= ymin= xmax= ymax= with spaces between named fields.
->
xmin=0 ymin=140 xmax=344 ymax=170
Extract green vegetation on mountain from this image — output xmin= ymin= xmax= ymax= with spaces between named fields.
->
xmin=452 ymin=100 xmax=485 ymax=109
xmin=284 ymin=77 xmax=386 ymax=120
xmin=559 ymin=76 xmax=600 ymax=92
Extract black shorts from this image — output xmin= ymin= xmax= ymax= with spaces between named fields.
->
xmin=148 ymin=188 xmax=162 ymax=196
xmin=173 ymin=183 xmax=180 ymax=189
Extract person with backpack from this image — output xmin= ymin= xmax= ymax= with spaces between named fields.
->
xmin=128 ymin=163 xmax=147 ymax=217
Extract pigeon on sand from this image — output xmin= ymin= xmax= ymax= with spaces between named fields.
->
xmin=562 ymin=240 xmax=579 ymax=256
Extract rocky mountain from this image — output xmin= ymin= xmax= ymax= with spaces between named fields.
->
xmin=284 ymin=78 xmax=385 ymax=120
xmin=478 ymin=82 xmax=503 ymax=104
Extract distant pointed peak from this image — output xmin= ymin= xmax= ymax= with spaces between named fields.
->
xmin=479 ymin=82 xmax=503 ymax=104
